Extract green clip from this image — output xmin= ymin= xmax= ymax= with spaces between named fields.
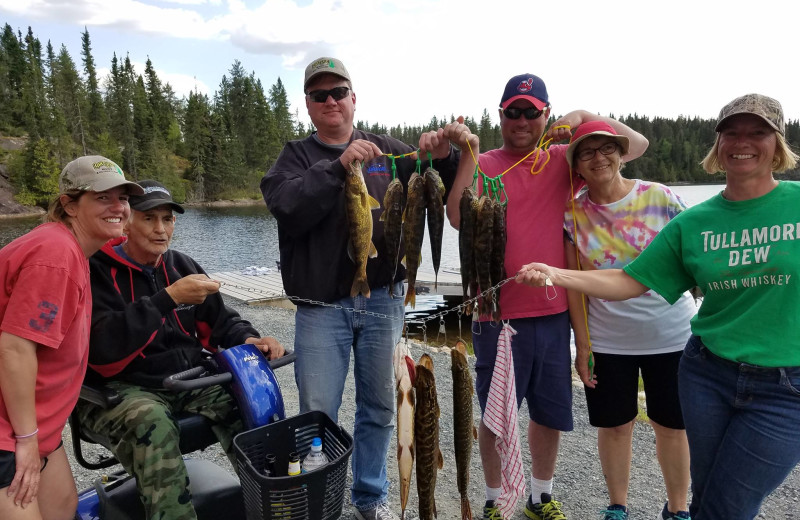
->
xmin=391 ymin=156 xmax=397 ymax=180
xmin=427 ymin=151 xmax=433 ymax=170
xmin=498 ymin=178 xmax=509 ymax=206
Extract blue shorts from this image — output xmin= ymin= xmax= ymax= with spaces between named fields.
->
xmin=473 ymin=312 xmax=573 ymax=431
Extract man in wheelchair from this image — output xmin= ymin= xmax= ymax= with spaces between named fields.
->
xmin=75 ymin=180 xmax=285 ymax=520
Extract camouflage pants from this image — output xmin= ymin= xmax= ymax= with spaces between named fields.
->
xmin=76 ymin=381 xmax=243 ymax=520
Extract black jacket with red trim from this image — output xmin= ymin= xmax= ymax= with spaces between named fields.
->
xmin=87 ymin=237 xmax=259 ymax=387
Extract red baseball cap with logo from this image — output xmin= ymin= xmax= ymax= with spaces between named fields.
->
xmin=500 ymin=73 xmax=549 ymax=110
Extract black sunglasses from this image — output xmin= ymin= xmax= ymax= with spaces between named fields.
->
xmin=306 ymin=86 xmax=351 ymax=103
xmin=503 ymin=107 xmax=544 ymax=120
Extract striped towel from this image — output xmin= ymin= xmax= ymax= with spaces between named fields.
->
xmin=483 ymin=323 xmax=525 ymax=518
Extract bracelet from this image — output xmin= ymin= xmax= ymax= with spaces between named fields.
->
xmin=14 ymin=428 xmax=38 ymax=439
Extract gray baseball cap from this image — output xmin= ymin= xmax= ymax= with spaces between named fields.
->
xmin=59 ymin=155 xmax=144 ymax=195
xmin=303 ymin=57 xmax=351 ymax=91
xmin=715 ymin=93 xmax=785 ymax=135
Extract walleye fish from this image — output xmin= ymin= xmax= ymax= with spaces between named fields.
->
xmin=490 ymin=199 xmax=507 ymax=322
xmin=474 ymin=195 xmax=495 ymax=317
xmin=415 ymin=353 xmax=443 ymax=520
xmin=345 ymin=161 xmax=380 ymax=298
xmin=452 ymin=340 xmax=477 ymax=520
xmin=402 ymin=172 xmax=426 ymax=308
xmin=424 ymin=167 xmax=445 ymax=290
xmin=458 ymin=185 xmax=479 ymax=302
xmin=393 ymin=341 xmax=416 ymax=520
xmin=380 ymin=178 xmax=405 ymax=295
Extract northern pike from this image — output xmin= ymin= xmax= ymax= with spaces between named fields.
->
xmin=458 ymin=185 xmax=479 ymax=302
xmin=490 ymin=199 xmax=507 ymax=322
xmin=451 ymin=340 xmax=477 ymax=520
xmin=474 ymin=195 xmax=494 ymax=317
xmin=402 ymin=172 xmax=426 ymax=308
xmin=424 ymin=167 xmax=445 ymax=290
xmin=415 ymin=353 xmax=443 ymax=520
xmin=380 ymin=177 xmax=405 ymax=295
xmin=345 ymin=161 xmax=380 ymax=298
xmin=393 ymin=341 xmax=416 ymax=520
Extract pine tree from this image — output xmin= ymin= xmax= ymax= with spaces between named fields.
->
xmin=81 ymin=27 xmax=108 ymax=149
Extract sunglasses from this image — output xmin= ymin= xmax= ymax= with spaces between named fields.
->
xmin=502 ymin=107 xmax=544 ymax=120
xmin=306 ymin=86 xmax=351 ymax=103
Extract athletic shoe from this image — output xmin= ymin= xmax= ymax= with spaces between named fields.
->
xmin=354 ymin=502 xmax=399 ymax=520
xmin=524 ymin=493 xmax=567 ymax=520
xmin=657 ymin=502 xmax=690 ymax=519
xmin=483 ymin=500 xmax=505 ymax=520
xmin=600 ymin=504 xmax=628 ymax=520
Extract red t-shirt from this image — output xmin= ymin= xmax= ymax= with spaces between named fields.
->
xmin=477 ymin=145 xmax=582 ymax=321
xmin=0 ymin=222 xmax=91 ymax=456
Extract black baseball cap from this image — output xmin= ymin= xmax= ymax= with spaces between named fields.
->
xmin=129 ymin=180 xmax=185 ymax=214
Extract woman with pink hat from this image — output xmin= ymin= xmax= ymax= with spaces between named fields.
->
xmin=561 ymin=121 xmax=695 ymax=520
xmin=517 ymin=94 xmax=800 ymax=519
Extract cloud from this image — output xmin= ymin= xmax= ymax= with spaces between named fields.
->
xmin=2 ymin=0 xmax=799 ymax=127
xmin=0 ymin=0 xmax=223 ymax=39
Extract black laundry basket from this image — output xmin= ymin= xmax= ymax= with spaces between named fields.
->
xmin=234 ymin=411 xmax=353 ymax=520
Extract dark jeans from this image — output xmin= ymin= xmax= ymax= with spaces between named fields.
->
xmin=679 ymin=335 xmax=800 ymax=519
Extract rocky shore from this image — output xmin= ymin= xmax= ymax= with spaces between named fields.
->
xmin=66 ymin=299 xmax=800 ymax=519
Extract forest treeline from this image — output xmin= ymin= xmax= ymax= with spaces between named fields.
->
xmin=2 ymin=22 xmax=799 ymax=206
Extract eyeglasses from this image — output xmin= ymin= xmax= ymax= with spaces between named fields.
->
xmin=306 ymin=86 xmax=351 ymax=103
xmin=576 ymin=142 xmax=620 ymax=161
xmin=502 ymin=107 xmax=544 ymax=120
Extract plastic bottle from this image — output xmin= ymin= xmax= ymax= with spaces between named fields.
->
xmin=301 ymin=437 xmax=329 ymax=473
xmin=287 ymin=452 xmax=301 ymax=476
xmin=264 ymin=453 xmax=277 ymax=477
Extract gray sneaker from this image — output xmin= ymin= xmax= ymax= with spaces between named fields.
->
xmin=354 ymin=503 xmax=399 ymax=520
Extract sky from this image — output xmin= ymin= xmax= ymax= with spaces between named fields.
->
xmin=1 ymin=0 xmax=798 ymax=131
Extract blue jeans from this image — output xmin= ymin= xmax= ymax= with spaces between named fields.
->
xmin=294 ymin=283 xmax=403 ymax=511
xmin=679 ymin=335 xmax=800 ymax=519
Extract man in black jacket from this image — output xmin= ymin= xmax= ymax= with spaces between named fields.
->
xmin=261 ymin=56 xmax=476 ymax=520
xmin=77 ymin=180 xmax=284 ymax=520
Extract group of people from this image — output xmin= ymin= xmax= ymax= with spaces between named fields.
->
xmin=0 ymin=52 xmax=796 ymax=520
xmin=0 ymin=161 xmax=284 ymax=520
xmin=261 ymin=57 xmax=799 ymax=520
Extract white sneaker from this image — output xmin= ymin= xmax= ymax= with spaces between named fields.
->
xmin=354 ymin=502 xmax=399 ymax=520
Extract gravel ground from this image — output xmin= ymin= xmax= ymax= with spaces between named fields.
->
xmin=67 ymin=300 xmax=800 ymax=519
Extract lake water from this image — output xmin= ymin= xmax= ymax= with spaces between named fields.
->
xmin=0 ymin=184 xmax=722 ymax=318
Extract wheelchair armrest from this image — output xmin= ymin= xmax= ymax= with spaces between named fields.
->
xmin=79 ymin=382 xmax=123 ymax=409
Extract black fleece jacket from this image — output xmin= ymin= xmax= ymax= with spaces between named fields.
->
xmin=261 ymin=129 xmax=459 ymax=303
xmin=87 ymin=237 xmax=259 ymax=387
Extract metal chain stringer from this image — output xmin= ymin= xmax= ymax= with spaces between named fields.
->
xmin=219 ymin=276 xmax=516 ymax=327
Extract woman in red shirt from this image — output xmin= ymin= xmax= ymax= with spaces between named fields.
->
xmin=0 ymin=156 xmax=141 ymax=520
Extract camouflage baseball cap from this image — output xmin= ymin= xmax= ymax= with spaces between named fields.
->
xmin=303 ymin=57 xmax=351 ymax=91
xmin=59 ymin=155 xmax=144 ymax=195
xmin=715 ymin=93 xmax=785 ymax=135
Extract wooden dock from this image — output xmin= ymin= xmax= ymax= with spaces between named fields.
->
xmin=212 ymin=267 xmax=462 ymax=305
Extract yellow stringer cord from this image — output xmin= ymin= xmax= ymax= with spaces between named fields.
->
xmin=568 ymin=163 xmax=594 ymax=378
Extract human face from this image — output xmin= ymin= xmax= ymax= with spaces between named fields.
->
xmin=573 ymin=136 xmax=622 ymax=185
xmin=65 ymin=187 xmax=130 ymax=255
xmin=123 ymin=207 xmax=176 ymax=266
xmin=717 ymin=114 xmax=777 ymax=178
xmin=499 ymin=99 xmax=549 ymax=154
xmin=305 ymin=74 xmax=355 ymax=141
